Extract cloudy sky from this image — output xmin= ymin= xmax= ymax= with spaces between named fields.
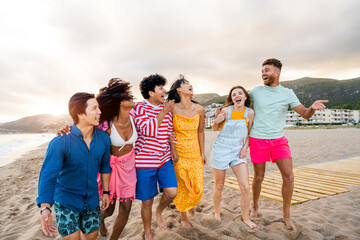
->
xmin=0 ymin=0 xmax=359 ymax=122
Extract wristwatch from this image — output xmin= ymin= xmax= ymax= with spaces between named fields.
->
xmin=103 ymin=191 xmax=111 ymax=195
xmin=40 ymin=206 xmax=52 ymax=215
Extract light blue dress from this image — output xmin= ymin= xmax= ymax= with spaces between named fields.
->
xmin=210 ymin=106 xmax=249 ymax=170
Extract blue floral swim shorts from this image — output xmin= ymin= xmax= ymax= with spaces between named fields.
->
xmin=54 ymin=201 xmax=100 ymax=237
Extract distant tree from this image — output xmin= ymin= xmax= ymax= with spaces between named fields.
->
xmin=342 ymin=104 xmax=353 ymax=109
xmin=335 ymin=104 xmax=353 ymax=109
xmin=357 ymin=102 xmax=360 ymax=110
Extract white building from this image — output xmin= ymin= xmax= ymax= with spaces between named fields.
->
xmin=205 ymin=103 xmax=224 ymax=128
xmin=205 ymin=107 xmax=360 ymax=128
xmin=286 ymin=109 xmax=360 ymax=126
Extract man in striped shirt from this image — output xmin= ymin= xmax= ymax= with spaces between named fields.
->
xmin=133 ymin=74 xmax=178 ymax=240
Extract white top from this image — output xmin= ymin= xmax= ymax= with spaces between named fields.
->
xmin=110 ymin=116 xmax=138 ymax=151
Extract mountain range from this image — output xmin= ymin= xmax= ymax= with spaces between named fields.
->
xmin=1 ymin=77 xmax=359 ymax=132
xmin=0 ymin=114 xmax=72 ymax=133
xmin=193 ymin=77 xmax=360 ymax=108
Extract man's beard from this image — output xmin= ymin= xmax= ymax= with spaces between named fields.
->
xmin=265 ymin=75 xmax=275 ymax=86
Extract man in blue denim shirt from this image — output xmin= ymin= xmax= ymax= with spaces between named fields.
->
xmin=36 ymin=92 xmax=111 ymax=239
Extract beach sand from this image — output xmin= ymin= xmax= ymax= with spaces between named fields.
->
xmin=0 ymin=128 xmax=359 ymax=239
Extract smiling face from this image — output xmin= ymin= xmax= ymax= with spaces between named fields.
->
xmin=262 ymin=64 xmax=280 ymax=87
xmin=231 ymin=88 xmax=247 ymax=107
xmin=149 ymin=85 xmax=167 ymax=105
xmin=78 ymin=98 xmax=101 ymax=126
xmin=177 ymin=80 xmax=193 ymax=96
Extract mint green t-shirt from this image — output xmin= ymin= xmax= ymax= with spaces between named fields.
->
xmin=249 ymin=85 xmax=301 ymax=139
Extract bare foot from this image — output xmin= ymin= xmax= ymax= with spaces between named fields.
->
xmin=283 ymin=217 xmax=295 ymax=230
xmin=250 ymin=207 xmax=258 ymax=218
xmin=214 ymin=212 xmax=221 ymax=221
xmin=181 ymin=219 xmax=192 ymax=229
xmin=144 ymin=231 xmax=153 ymax=240
xmin=154 ymin=209 xmax=167 ymax=231
xmin=243 ymin=219 xmax=257 ymax=230
xmin=99 ymin=220 xmax=109 ymax=237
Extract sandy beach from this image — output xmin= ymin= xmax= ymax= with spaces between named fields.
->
xmin=0 ymin=128 xmax=359 ymax=240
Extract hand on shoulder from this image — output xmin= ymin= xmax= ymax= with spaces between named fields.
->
xmin=220 ymin=106 xmax=228 ymax=115
xmin=214 ymin=107 xmax=227 ymax=124
xmin=215 ymin=106 xmax=227 ymax=118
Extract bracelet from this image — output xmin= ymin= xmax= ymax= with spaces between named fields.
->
xmin=103 ymin=191 xmax=111 ymax=195
xmin=40 ymin=206 xmax=52 ymax=215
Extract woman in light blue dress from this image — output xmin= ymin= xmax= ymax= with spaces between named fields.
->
xmin=210 ymin=85 xmax=257 ymax=229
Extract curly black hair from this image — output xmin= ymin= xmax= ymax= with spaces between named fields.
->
xmin=139 ymin=74 xmax=167 ymax=99
xmin=96 ymin=78 xmax=133 ymax=124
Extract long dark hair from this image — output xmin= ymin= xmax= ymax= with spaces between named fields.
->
xmin=96 ymin=78 xmax=133 ymax=124
xmin=225 ymin=85 xmax=251 ymax=107
xmin=167 ymin=74 xmax=197 ymax=103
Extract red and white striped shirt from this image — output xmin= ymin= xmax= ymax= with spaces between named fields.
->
xmin=133 ymin=100 xmax=174 ymax=168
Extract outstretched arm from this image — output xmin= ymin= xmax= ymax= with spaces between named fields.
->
xmin=292 ymin=100 xmax=328 ymax=120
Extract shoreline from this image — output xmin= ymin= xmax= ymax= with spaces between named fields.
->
xmin=0 ymin=133 xmax=55 ymax=167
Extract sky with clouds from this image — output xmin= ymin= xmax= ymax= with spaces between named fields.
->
xmin=0 ymin=0 xmax=359 ymax=122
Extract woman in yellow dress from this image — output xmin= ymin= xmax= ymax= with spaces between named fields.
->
xmin=167 ymin=75 xmax=207 ymax=228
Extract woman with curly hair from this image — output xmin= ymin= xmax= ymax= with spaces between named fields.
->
xmin=57 ymin=78 xmax=137 ymax=239
xmin=167 ymin=75 xmax=207 ymax=228
xmin=210 ymin=85 xmax=257 ymax=229
xmin=96 ymin=78 xmax=137 ymax=239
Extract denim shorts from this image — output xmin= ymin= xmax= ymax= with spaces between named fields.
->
xmin=54 ymin=201 xmax=100 ymax=237
xmin=135 ymin=160 xmax=178 ymax=201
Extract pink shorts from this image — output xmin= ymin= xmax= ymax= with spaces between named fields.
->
xmin=249 ymin=136 xmax=292 ymax=163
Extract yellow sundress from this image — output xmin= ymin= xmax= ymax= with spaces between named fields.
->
xmin=173 ymin=113 xmax=204 ymax=212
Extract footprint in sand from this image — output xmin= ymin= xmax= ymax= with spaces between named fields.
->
xmin=221 ymin=230 xmax=232 ymax=236
xmin=26 ymin=202 xmax=35 ymax=210
xmin=167 ymin=220 xmax=178 ymax=229
xmin=167 ymin=213 xmax=178 ymax=219
xmin=195 ymin=204 xmax=205 ymax=213
xmin=200 ymin=212 xmax=222 ymax=229
xmin=168 ymin=203 xmax=176 ymax=209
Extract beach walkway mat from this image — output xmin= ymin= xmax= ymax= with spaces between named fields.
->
xmin=213 ymin=156 xmax=360 ymax=205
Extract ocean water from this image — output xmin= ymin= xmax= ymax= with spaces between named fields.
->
xmin=0 ymin=133 xmax=55 ymax=167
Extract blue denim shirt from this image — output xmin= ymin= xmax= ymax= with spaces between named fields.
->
xmin=36 ymin=124 xmax=111 ymax=212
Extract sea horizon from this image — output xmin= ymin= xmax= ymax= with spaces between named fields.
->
xmin=0 ymin=133 xmax=55 ymax=167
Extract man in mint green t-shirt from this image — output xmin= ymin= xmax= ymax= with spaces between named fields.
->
xmin=249 ymin=58 xmax=328 ymax=230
